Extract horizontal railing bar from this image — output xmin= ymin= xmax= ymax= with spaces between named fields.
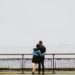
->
xmin=0 ymin=53 xmax=75 ymax=55
xmin=0 ymin=58 xmax=75 ymax=59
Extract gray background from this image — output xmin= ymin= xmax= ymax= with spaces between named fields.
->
xmin=0 ymin=0 xmax=75 ymax=53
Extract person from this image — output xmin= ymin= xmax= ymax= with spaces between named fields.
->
xmin=37 ymin=41 xmax=46 ymax=74
xmin=32 ymin=44 xmax=41 ymax=74
xmin=32 ymin=41 xmax=46 ymax=74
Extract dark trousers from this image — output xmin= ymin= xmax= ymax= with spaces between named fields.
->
xmin=38 ymin=56 xmax=45 ymax=74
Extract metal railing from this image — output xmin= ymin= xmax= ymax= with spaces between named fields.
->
xmin=0 ymin=53 xmax=75 ymax=74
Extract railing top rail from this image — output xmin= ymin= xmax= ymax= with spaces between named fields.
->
xmin=0 ymin=53 xmax=75 ymax=55
xmin=46 ymin=53 xmax=75 ymax=55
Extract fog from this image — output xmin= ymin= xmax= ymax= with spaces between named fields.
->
xmin=0 ymin=0 xmax=75 ymax=53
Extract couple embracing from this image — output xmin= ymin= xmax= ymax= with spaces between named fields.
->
xmin=32 ymin=41 xmax=46 ymax=74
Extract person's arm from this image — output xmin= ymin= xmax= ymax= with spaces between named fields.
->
xmin=41 ymin=52 xmax=46 ymax=55
xmin=33 ymin=49 xmax=41 ymax=56
xmin=36 ymin=50 xmax=41 ymax=56
xmin=41 ymin=46 xmax=46 ymax=56
xmin=33 ymin=49 xmax=38 ymax=56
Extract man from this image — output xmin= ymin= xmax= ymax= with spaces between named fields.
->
xmin=38 ymin=41 xmax=46 ymax=74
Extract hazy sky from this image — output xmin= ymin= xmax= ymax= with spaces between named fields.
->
xmin=0 ymin=0 xmax=75 ymax=53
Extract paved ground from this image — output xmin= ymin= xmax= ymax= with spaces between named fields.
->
xmin=0 ymin=71 xmax=75 ymax=75
xmin=0 ymin=73 xmax=75 ymax=75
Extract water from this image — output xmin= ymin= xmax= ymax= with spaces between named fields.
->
xmin=0 ymin=58 xmax=75 ymax=69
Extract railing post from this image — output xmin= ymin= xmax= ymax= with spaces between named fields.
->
xmin=53 ymin=54 xmax=55 ymax=74
xmin=22 ymin=54 xmax=24 ymax=74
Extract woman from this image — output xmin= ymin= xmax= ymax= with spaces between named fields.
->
xmin=32 ymin=44 xmax=41 ymax=74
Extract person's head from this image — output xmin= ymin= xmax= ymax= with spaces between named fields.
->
xmin=39 ymin=41 xmax=43 ymax=45
xmin=36 ymin=44 xmax=40 ymax=48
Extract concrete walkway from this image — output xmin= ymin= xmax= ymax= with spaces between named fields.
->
xmin=0 ymin=71 xmax=75 ymax=75
xmin=0 ymin=73 xmax=75 ymax=75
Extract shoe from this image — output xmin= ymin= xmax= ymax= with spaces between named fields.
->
xmin=32 ymin=72 xmax=35 ymax=74
xmin=42 ymin=72 xmax=44 ymax=74
xmin=38 ymin=72 xmax=40 ymax=74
